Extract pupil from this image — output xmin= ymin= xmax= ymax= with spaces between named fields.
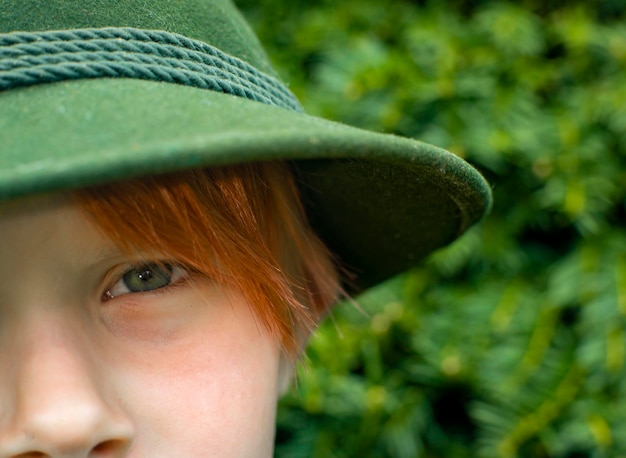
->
xmin=138 ymin=270 xmax=153 ymax=282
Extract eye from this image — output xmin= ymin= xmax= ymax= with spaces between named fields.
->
xmin=103 ymin=262 xmax=188 ymax=300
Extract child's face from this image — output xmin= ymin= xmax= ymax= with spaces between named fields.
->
xmin=0 ymin=194 xmax=284 ymax=457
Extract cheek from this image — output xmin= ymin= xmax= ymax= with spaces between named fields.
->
xmin=101 ymin=296 xmax=281 ymax=457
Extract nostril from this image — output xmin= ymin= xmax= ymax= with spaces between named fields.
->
xmin=5 ymin=437 xmax=131 ymax=458
xmin=91 ymin=439 xmax=128 ymax=455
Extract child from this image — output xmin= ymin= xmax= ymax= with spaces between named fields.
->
xmin=0 ymin=0 xmax=491 ymax=456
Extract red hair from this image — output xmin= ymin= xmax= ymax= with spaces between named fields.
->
xmin=73 ymin=162 xmax=341 ymax=356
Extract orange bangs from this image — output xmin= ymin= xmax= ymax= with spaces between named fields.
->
xmin=72 ymin=162 xmax=341 ymax=356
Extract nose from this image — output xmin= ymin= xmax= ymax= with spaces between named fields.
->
xmin=0 ymin=317 xmax=135 ymax=457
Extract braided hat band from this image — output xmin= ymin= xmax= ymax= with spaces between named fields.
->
xmin=0 ymin=27 xmax=303 ymax=112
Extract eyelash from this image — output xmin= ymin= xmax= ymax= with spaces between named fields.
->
xmin=101 ymin=262 xmax=189 ymax=302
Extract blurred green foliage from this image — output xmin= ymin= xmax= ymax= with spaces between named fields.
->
xmin=237 ymin=0 xmax=626 ymax=456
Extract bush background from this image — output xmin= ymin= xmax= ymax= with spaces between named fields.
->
xmin=236 ymin=1 xmax=626 ymax=456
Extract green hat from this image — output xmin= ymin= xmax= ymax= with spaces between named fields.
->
xmin=0 ymin=0 xmax=491 ymax=292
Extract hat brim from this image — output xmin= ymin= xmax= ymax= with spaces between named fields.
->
xmin=0 ymin=78 xmax=491 ymax=291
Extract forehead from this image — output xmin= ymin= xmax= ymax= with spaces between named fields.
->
xmin=0 ymin=192 xmax=72 ymax=221
xmin=0 ymin=192 xmax=166 ymax=265
xmin=0 ymin=193 xmax=95 ymax=251
xmin=0 ymin=192 xmax=118 ymax=269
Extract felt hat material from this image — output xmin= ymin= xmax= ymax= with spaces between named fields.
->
xmin=0 ymin=0 xmax=492 ymax=291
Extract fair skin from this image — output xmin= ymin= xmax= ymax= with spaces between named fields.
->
xmin=0 ymin=194 xmax=285 ymax=457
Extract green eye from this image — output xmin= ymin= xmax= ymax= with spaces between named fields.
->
xmin=103 ymin=261 xmax=188 ymax=301
xmin=122 ymin=263 xmax=173 ymax=293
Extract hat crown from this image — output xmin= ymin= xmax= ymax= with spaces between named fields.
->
xmin=0 ymin=0 xmax=276 ymax=76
